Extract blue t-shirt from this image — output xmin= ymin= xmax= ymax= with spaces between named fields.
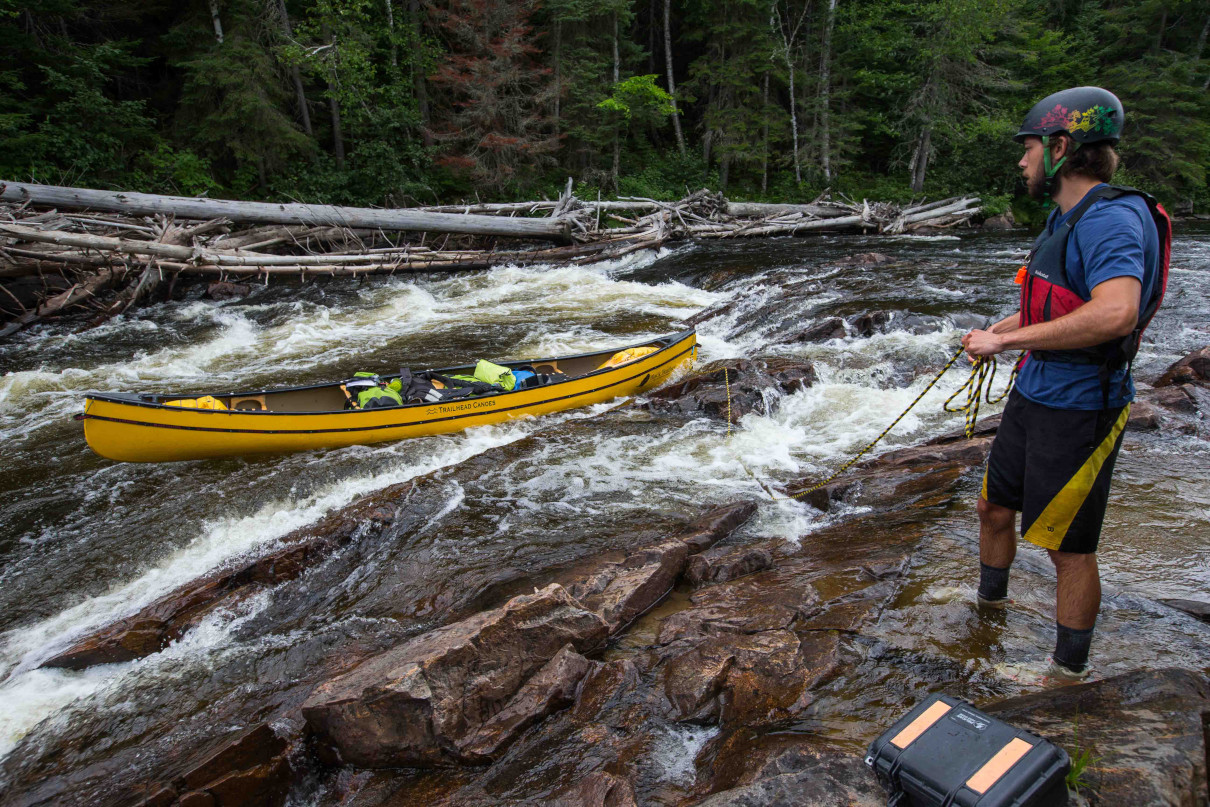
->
xmin=1013 ymin=185 xmax=1160 ymax=411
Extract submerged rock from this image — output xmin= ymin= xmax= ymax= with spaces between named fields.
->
xmin=984 ymin=668 xmax=1210 ymax=807
xmin=41 ymin=487 xmax=410 ymax=670
xmin=302 ymin=583 xmax=609 ymax=767
xmin=833 ymin=252 xmax=895 ymax=266
xmin=1160 ymin=598 xmax=1210 ymax=623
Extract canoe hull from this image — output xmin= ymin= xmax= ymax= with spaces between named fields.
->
xmin=83 ymin=331 xmax=697 ymax=462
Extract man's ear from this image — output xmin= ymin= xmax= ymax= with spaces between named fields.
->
xmin=1051 ymin=134 xmax=1071 ymax=160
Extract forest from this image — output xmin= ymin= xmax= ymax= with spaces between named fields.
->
xmin=2 ymin=0 xmax=1209 ymax=216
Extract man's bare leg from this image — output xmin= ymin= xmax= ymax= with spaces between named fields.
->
xmin=977 ymin=496 xmax=1017 ymax=606
xmin=1046 ymin=549 xmax=1099 ymax=677
xmin=1048 ymin=550 xmax=1100 ymax=629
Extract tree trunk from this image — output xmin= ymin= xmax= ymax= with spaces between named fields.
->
xmin=408 ymin=0 xmax=433 ymax=147
xmin=818 ymin=0 xmax=838 ymax=182
xmin=276 ymin=0 xmax=313 ymax=136
xmin=0 ymin=185 xmax=573 ymax=242
xmin=553 ymin=20 xmax=561 ymax=131
xmin=787 ymin=50 xmax=800 ymax=184
xmin=663 ymin=0 xmax=685 ymax=154
xmin=1154 ymin=8 xmax=1166 ymax=53
xmin=612 ymin=13 xmax=621 ymax=192
xmin=909 ymin=125 xmax=931 ymax=193
xmin=1196 ymin=13 xmax=1209 ymax=62
xmin=321 ymin=21 xmax=346 ymax=169
xmin=384 ymin=0 xmax=398 ymax=68
xmin=761 ymin=72 xmax=769 ymax=195
xmin=209 ymin=0 xmax=224 ymax=44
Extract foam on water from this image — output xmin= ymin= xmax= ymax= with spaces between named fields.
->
xmin=652 ymin=723 xmax=719 ymax=785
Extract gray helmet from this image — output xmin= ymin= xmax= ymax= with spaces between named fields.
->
xmin=1014 ymin=87 xmax=1124 ymax=145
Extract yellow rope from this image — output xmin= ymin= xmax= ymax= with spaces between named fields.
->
xmin=722 ymin=347 xmax=1024 ymax=500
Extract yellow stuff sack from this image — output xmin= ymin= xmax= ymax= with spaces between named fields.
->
xmin=600 ymin=346 xmax=658 ymax=369
xmin=165 ymin=395 xmax=228 ymax=410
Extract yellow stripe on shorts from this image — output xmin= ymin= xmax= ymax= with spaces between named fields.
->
xmin=1023 ymin=404 xmax=1130 ymax=551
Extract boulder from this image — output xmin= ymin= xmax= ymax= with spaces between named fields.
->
xmin=679 ymin=500 xmax=760 ymax=553
xmin=685 ymin=545 xmax=774 ymax=586
xmin=850 ymin=311 xmax=892 ymax=338
xmin=302 ymin=584 xmax=609 ymax=768
xmin=568 ymin=540 xmax=689 ymax=633
xmin=984 ymin=668 xmax=1210 ymax=807
xmin=641 ymin=358 xmax=817 ymax=423
xmin=788 ymin=317 xmax=845 ymax=344
xmin=982 ymin=212 xmax=1016 ymax=230
xmin=204 ymin=281 xmax=252 ymax=301
xmin=1125 ymin=400 xmax=1160 ymax=431
xmin=458 ymin=645 xmax=595 ymax=759
xmin=1154 ymin=346 xmax=1210 ymax=387
xmin=1144 ymin=384 xmax=1199 ymax=414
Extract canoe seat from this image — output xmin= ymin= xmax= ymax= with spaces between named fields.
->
xmin=231 ymin=395 xmax=267 ymax=411
xmin=532 ymin=362 xmax=559 ymax=374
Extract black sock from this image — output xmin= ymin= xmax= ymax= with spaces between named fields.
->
xmin=977 ymin=563 xmax=1010 ymax=601
xmin=1053 ymin=622 xmax=1094 ymax=671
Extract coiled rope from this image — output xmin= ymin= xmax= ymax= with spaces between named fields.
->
xmin=723 ymin=347 xmax=1023 ymax=500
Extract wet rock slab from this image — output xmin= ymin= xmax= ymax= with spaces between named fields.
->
xmin=695 ymin=733 xmax=882 ymax=806
xmin=984 ymin=668 xmax=1210 ymax=806
xmin=302 ymin=583 xmax=609 ymax=767
xmin=41 ymin=486 xmax=412 ymax=670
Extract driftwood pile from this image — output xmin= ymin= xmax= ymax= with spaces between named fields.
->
xmin=0 ymin=180 xmax=980 ymax=339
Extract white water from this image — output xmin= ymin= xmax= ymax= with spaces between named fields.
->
xmin=0 ymin=250 xmax=719 ymax=761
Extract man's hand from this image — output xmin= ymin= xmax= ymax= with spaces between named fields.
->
xmin=963 ymin=328 xmax=1004 ymax=359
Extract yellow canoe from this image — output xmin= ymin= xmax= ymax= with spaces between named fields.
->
xmin=79 ymin=328 xmax=697 ymax=463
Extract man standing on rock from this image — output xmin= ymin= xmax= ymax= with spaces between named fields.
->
xmin=961 ymin=87 xmax=1171 ymax=680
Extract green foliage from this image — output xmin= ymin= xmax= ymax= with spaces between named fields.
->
xmin=598 ymin=75 xmax=677 ymax=123
xmin=1065 ymin=719 xmax=1100 ymax=795
xmin=0 ymin=0 xmax=1206 ymax=209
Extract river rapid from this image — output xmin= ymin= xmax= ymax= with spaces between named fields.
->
xmin=1 ymin=224 xmax=1208 ymax=803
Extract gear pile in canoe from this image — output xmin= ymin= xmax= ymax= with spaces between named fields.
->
xmin=78 ymin=328 xmax=697 ymax=463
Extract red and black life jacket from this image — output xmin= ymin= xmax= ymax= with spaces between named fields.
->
xmin=1017 ymin=184 xmax=1172 ymax=403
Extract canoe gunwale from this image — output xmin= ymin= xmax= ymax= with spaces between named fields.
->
xmin=82 ymin=327 xmax=696 ymax=415
xmin=80 ymin=333 xmax=696 ymax=436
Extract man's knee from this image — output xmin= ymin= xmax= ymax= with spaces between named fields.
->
xmin=1047 ymin=549 xmax=1097 ymax=574
xmin=977 ymin=496 xmax=1015 ymax=530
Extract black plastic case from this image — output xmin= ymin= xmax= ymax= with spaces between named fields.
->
xmin=865 ymin=693 xmax=1070 ymax=807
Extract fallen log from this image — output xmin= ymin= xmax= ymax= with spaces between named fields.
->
xmin=724 ymin=201 xmax=852 ymax=219
xmin=0 ymin=181 xmax=573 ymax=244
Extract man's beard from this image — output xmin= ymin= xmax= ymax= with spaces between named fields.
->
xmin=1025 ymin=169 xmax=1049 ymax=201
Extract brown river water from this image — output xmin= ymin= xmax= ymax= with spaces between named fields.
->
xmin=0 ymin=224 xmax=1207 ymax=803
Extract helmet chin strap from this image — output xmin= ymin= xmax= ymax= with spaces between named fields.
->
xmin=1041 ymin=134 xmax=1072 ymax=206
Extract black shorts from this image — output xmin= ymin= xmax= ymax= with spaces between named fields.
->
xmin=981 ymin=390 xmax=1130 ymax=554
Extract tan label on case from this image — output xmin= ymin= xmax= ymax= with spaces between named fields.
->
xmin=966 ymin=737 xmax=1034 ymax=793
xmin=889 ymin=701 xmax=953 ymax=749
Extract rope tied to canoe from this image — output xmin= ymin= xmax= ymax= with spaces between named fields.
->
xmin=723 ymin=346 xmax=1024 ymax=500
